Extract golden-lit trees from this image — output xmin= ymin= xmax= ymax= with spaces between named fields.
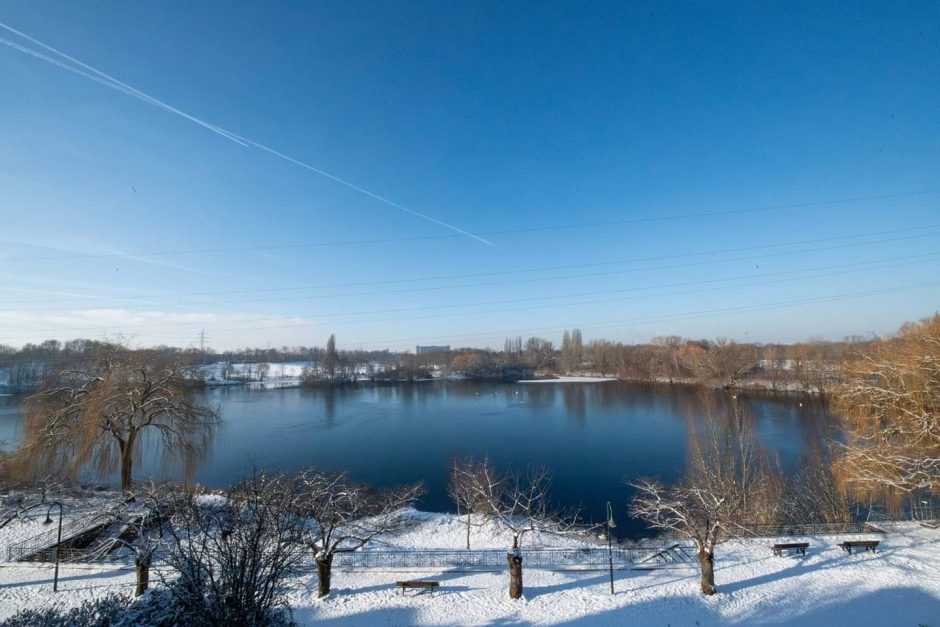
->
xmin=652 ymin=335 xmax=685 ymax=383
xmin=699 ymin=338 xmax=757 ymax=389
xmin=449 ymin=351 xmax=498 ymax=377
xmin=833 ymin=315 xmax=940 ymax=500
xmin=14 ymin=344 xmax=219 ymax=491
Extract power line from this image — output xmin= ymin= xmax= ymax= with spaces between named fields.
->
xmin=121 ymin=256 xmax=940 ymax=335
xmin=3 ymin=224 xmax=939 ymax=310
xmin=1 ymin=189 xmax=937 ymax=263
xmin=3 ymin=248 xmax=938 ymax=324
xmin=2 ymin=253 xmax=936 ymax=338
xmin=5 ymin=279 xmax=933 ymax=349
xmin=195 ymin=279 xmax=940 ymax=349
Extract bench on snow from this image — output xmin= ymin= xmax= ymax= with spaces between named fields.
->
xmin=839 ymin=540 xmax=880 ymax=554
xmin=395 ymin=580 xmax=440 ymax=596
xmin=772 ymin=542 xmax=809 ymax=556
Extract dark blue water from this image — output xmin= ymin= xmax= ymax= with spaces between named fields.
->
xmin=0 ymin=381 xmax=835 ymax=535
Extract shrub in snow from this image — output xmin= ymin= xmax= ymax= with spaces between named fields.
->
xmin=160 ymin=474 xmax=306 ymax=625
xmin=128 ymin=587 xmax=295 ymax=627
xmin=2 ymin=589 xmax=296 ymax=627
xmin=2 ymin=593 xmax=129 ymax=627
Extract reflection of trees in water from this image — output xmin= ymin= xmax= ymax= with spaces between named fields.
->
xmin=322 ymin=386 xmax=337 ymax=423
xmin=205 ymin=382 xmax=831 ymax=503
xmin=597 ymin=382 xmax=696 ymax=417
xmin=374 ymin=383 xmax=398 ymax=405
xmin=518 ymin=384 xmax=554 ymax=407
xmin=299 ymin=386 xmax=354 ymax=425
xmin=562 ymin=385 xmax=587 ymax=424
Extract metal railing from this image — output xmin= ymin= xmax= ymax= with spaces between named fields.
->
xmin=8 ymin=542 xmax=694 ymax=570
xmin=6 ymin=544 xmax=133 ymax=564
xmin=739 ymin=521 xmax=872 ymax=536
xmin=4 ymin=510 xmax=114 ymax=563
xmin=331 ymin=545 xmax=693 ymax=570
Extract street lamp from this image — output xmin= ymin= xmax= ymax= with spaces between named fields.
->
xmin=606 ymin=501 xmax=617 ymax=595
xmin=42 ymin=502 xmax=64 ymax=592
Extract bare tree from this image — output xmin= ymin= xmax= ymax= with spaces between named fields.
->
xmin=105 ymin=480 xmax=173 ymax=596
xmin=630 ymin=402 xmax=780 ymax=595
xmin=699 ymin=338 xmax=756 ymax=388
xmin=833 ymin=315 xmax=940 ymax=500
xmin=448 ymin=456 xmax=501 ymax=550
xmin=13 ymin=345 xmax=219 ymax=492
xmin=324 ymin=334 xmax=338 ymax=383
xmin=294 ymin=469 xmax=423 ymax=597
xmin=524 ymin=337 xmax=555 ymax=372
xmin=782 ymin=444 xmax=851 ymax=524
xmin=466 ymin=461 xmax=582 ymax=599
xmin=560 ymin=329 xmax=584 ymax=374
xmin=652 ymin=335 xmax=685 ymax=383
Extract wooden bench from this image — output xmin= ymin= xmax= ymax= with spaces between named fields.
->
xmin=395 ymin=580 xmax=440 ymax=596
xmin=772 ymin=542 xmax=809 ymax=556
xmin=839 ymin=540 xmax=880 ymax=554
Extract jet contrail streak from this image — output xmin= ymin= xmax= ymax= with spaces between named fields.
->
xmin=0 ymin=35 xmax=248 ymax=146
xmin=0 ymin=21 xmax=492 ymax=245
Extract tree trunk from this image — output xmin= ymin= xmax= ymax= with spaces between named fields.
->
xmin=315 ymin=553 xmax=334 ymax=598
xmin=466 ymin=515 xmax=471 ymax=550
xmin=698 ymin=549 xmax=716 ymax=595
xmin=135 ymin=557 xmax=151 ymax=597
xmin=120 ymin=449 xmax=133 ymax=492
xmin=119 ymin=431 xmax=137 ymax=492
xmin=507 ymin=552 xmax=523 ymax=599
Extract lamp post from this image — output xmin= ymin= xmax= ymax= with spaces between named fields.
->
xmin=43 ymin=501 xmax=64 ymax=592
xmin=606 ymin=501 xmax=617 ymax=595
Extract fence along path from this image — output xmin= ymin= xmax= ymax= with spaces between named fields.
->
xmin=4 ymin=509 xmax=114 ymax=562
xmin=330 ymin=544 xmax=694 ymax=570
xmin=8 ymin=540 xmax=695 ymax=571
xmin=13 ymin=515 xmax=923 ymax=569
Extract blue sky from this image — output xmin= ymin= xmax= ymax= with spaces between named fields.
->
xmin=1 ymin=1 xmax=938 ymax=351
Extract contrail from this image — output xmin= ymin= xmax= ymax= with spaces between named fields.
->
xmin=0 ymin=21 xmax=493 ymax=246
xmin=0 ymin=35 xmax=249 ymax=147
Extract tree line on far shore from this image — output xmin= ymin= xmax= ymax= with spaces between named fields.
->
xmin=1 ymin=328 xmax=874 ymax=392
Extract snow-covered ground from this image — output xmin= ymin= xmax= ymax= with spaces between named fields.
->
xmin=1 ymin=503 xmax=938 ymax=625
xmin=202 ymin=361 xmax=311 ymax=387
xmin=0 ymin=491 xmax=116 ymax=562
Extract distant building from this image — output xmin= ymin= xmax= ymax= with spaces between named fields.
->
xmin=416 ymin=345 xmax=450 ymax=354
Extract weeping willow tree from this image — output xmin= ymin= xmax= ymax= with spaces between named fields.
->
xmin=13 ymin=344 xmax=219 ymax=491
xmin=833 ymin=315 xmax=940 ymax=507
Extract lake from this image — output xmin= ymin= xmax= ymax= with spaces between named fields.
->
xmin=0 ymin=381 xmax=836 ymax=536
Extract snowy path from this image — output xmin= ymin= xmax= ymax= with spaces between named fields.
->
xmin=288 ymin=527 xmax=940 ymax=625
xmin=1 ymin=511 xmax=938 ymax=625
